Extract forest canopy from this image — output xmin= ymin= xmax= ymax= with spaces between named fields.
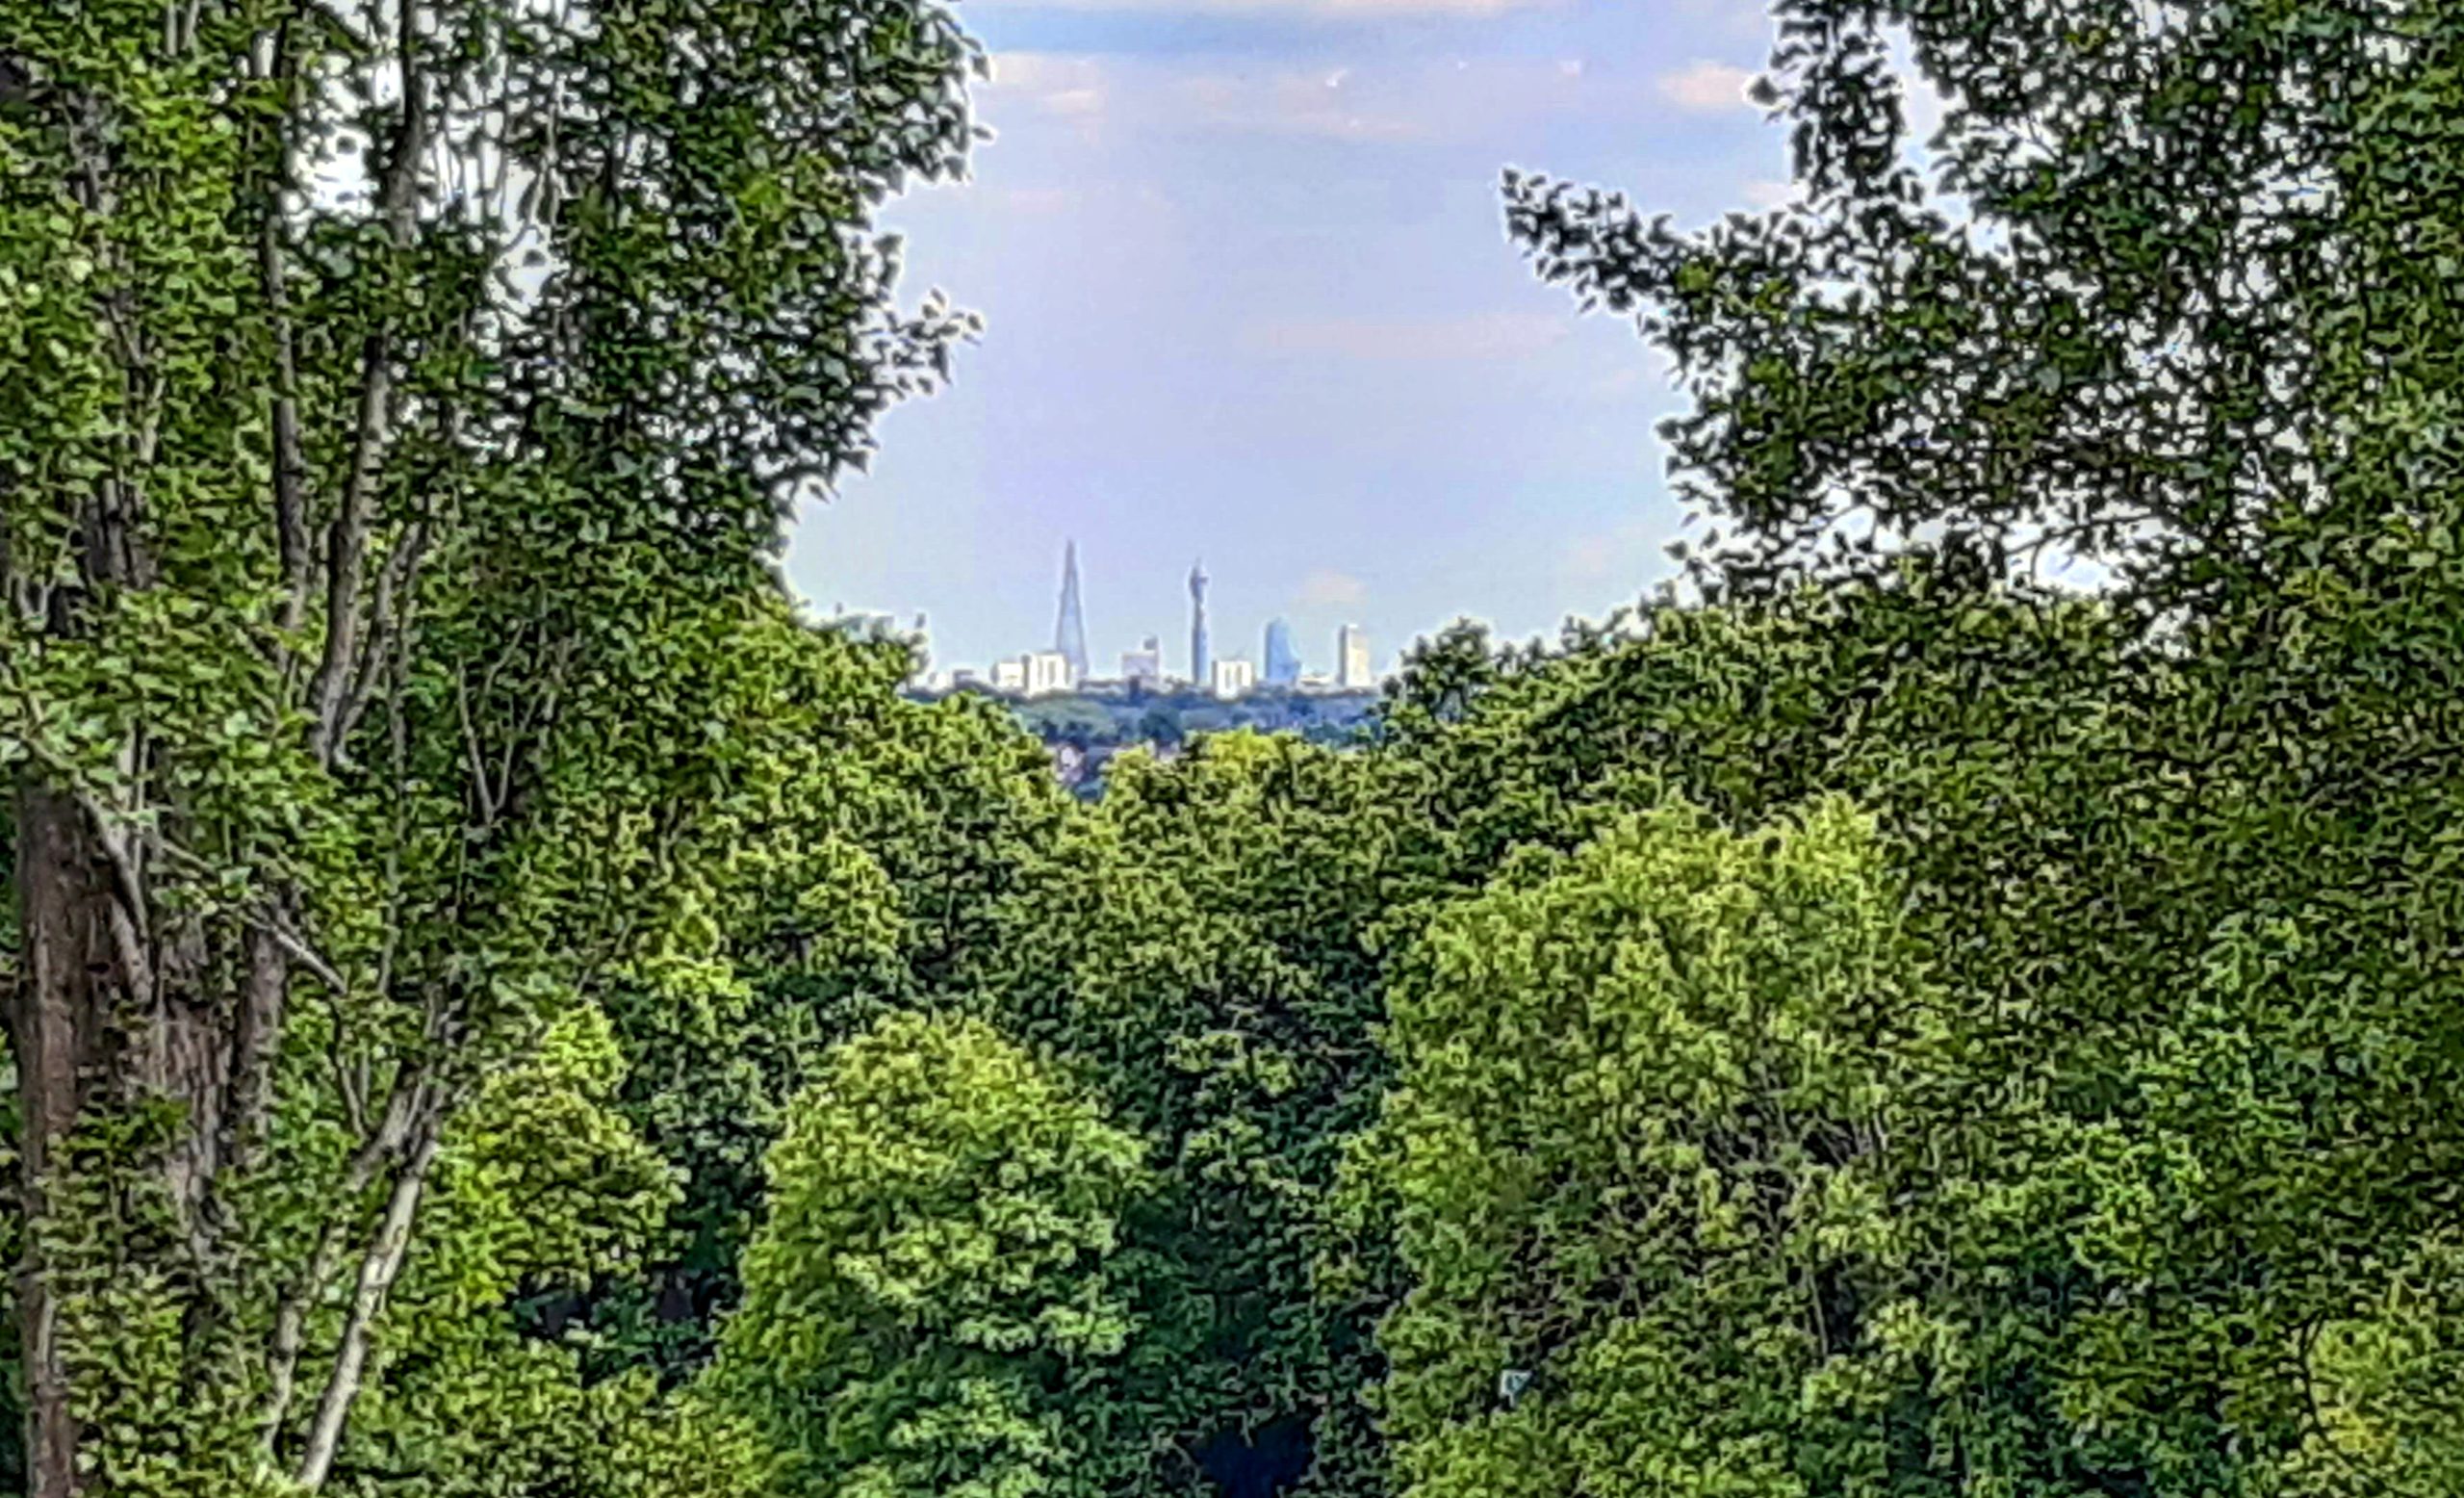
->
xmin=8 ymin=0 xmax=2464 ymax=1495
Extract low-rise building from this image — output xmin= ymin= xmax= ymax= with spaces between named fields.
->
xmin=1120 ymin=636 xmax=1163 ymax=688
xmin=1023 ymin=650 xmax=1075 ymax=697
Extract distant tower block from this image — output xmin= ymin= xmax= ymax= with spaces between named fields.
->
xmin=1264 ymin=618 xmax=1300 ymax=685
xmin=1189 ymin=559 xmax=1212 ymax=688
xmin=1337 ymin=624 xmax=1373 ymax=689
xmin=1054 ymin=540 xmax=1090 ymax=684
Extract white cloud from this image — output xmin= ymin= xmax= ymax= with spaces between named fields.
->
xmin=1241 ymin=311 xmax=1575 ymax=361
xmin=982 ymin=51 xmax=1634 ymax=146
xmin=986 ymin=53 xmax=1112 ymax=124
xmin=987 ymin=53 xmax=1099 ymax=94
xmin=988 ymin=52 xmax=1416 ymax=142
xmin=1042 ymin=88 xmax=1106 ymax=117
xmin=1297 ymin=569 xmax=1370 ymax=608
xmin=1666 ymin=0 xmax=1781 ymax=45
xmin=1656 ymin=59 xmax=1757 ymax=112
xmin=1175 ymin=68 xmax=1426 ymax=140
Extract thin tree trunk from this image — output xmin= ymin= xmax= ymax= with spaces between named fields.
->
xmin=261 ymin=1082 xmax=422 ymax=1446
xmin=292 ymin=1126 xmax=442 ymax=1491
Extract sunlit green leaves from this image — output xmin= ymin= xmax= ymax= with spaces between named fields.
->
xmin=1356 ymin=795 xmax=1938 ymax=1498
xmin=711 ymin=1011 xmax=1149 ymax=1498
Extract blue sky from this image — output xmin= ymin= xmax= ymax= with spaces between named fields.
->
xmin=783 ymin=0 xmax=1803 ymax=684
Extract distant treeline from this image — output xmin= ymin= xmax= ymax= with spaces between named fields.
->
xmin=907 ymin=684 xmax=1387 ymax=795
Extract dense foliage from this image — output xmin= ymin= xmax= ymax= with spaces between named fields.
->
xmin=712 ymin=1010 xmax=1151 ymax=1498
xmin=10 ymin=0 xmax=2464 ymax=1494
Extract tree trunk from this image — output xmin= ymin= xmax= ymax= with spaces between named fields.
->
xmin=9 ymin=781 xmax=119 ymax=1498
xmin=7 ymin=774 xmax=249 ymax=1497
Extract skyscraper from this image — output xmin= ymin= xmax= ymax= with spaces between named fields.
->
xmin=1053 ymin=540 xmax=1090 ymax=684
xmin=1337 ymin=625 xmax=1373 ymax=688
xmin=1189 ymin=559 xmax=1211 ymax=688
xmin=1263 ymin=618 xmax=1300 ymax=685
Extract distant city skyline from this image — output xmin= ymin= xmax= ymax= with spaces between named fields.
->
xmin=917 ymin=539 xmax=1382 ymax=685
xmin=783 ymin=0 xmax=1805 ymax=681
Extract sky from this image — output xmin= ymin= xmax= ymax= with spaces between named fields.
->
xmin=783 ymin=0 xmax=1808 ymax=684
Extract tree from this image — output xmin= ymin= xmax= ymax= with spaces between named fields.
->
xmin=305 ymin=1003 xmax=730 ymax=1498
xmin=542 ymin=613 xmax=1071 ymax=1386
xmin=963 ymin=731 xmax=1414 ymax=1495
xmin=707 ymin=1010 xmax=1152 ymax=1498
xmin=0 ymin=0 xmax=985 ymax=1487
xmin=1504 ymin=0 xmax=2464 ymax=625
xmin=1491 ymin=6 xmax=2464 ymax=1485
xmin=1347 ymin=794 xmax=1941 ymax=1498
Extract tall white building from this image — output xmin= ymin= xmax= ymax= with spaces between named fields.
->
xmin=1023 ymin=650 xmax=1075 ymax=697
xmin=1337 ymin=625 xmax=1373 ymax=689
xmin=1209 ymin=658 xmax=1256 ymax=699
xmin=990 ymin=659 xmax=1027 ymax=692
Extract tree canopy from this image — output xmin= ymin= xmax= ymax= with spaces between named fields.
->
xmin=11 ymin=0 xmax=2464 ymax=1495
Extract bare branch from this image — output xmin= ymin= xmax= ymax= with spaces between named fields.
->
xmin=65 ymin=787 xmax=158 ymax=1003
xmin=254 ymin=16 xmax=313 ymax=639
xmin=451 ymin=671 xmax=498 ymax=826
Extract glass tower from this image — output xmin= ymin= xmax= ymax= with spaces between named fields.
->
xmin=1264 ymin=618 xmax=1300 ymax=684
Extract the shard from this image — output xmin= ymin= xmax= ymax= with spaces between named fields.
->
xmin=1054 ymin=540 xmax=1090 ymax=684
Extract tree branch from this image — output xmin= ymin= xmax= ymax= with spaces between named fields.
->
xmin=306 ymin=0 xmax=427 ymax=765
xmin=257 ymin=908 xmax=346 ymax=996
xmin=254 ymin=16 xmax=312 ymax=640
xmin=67 ymin=787 xmax=156 ymax=1003
xmin=331 ymin=516 xmax=429 ymax=761
xmin=261 ymin=1075 xmax=425 ymax=1447
xmin=292 ymin=1120 xmax=443 ymax=1489
xmin=452 ymin=670 xmax=498 ymax=827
